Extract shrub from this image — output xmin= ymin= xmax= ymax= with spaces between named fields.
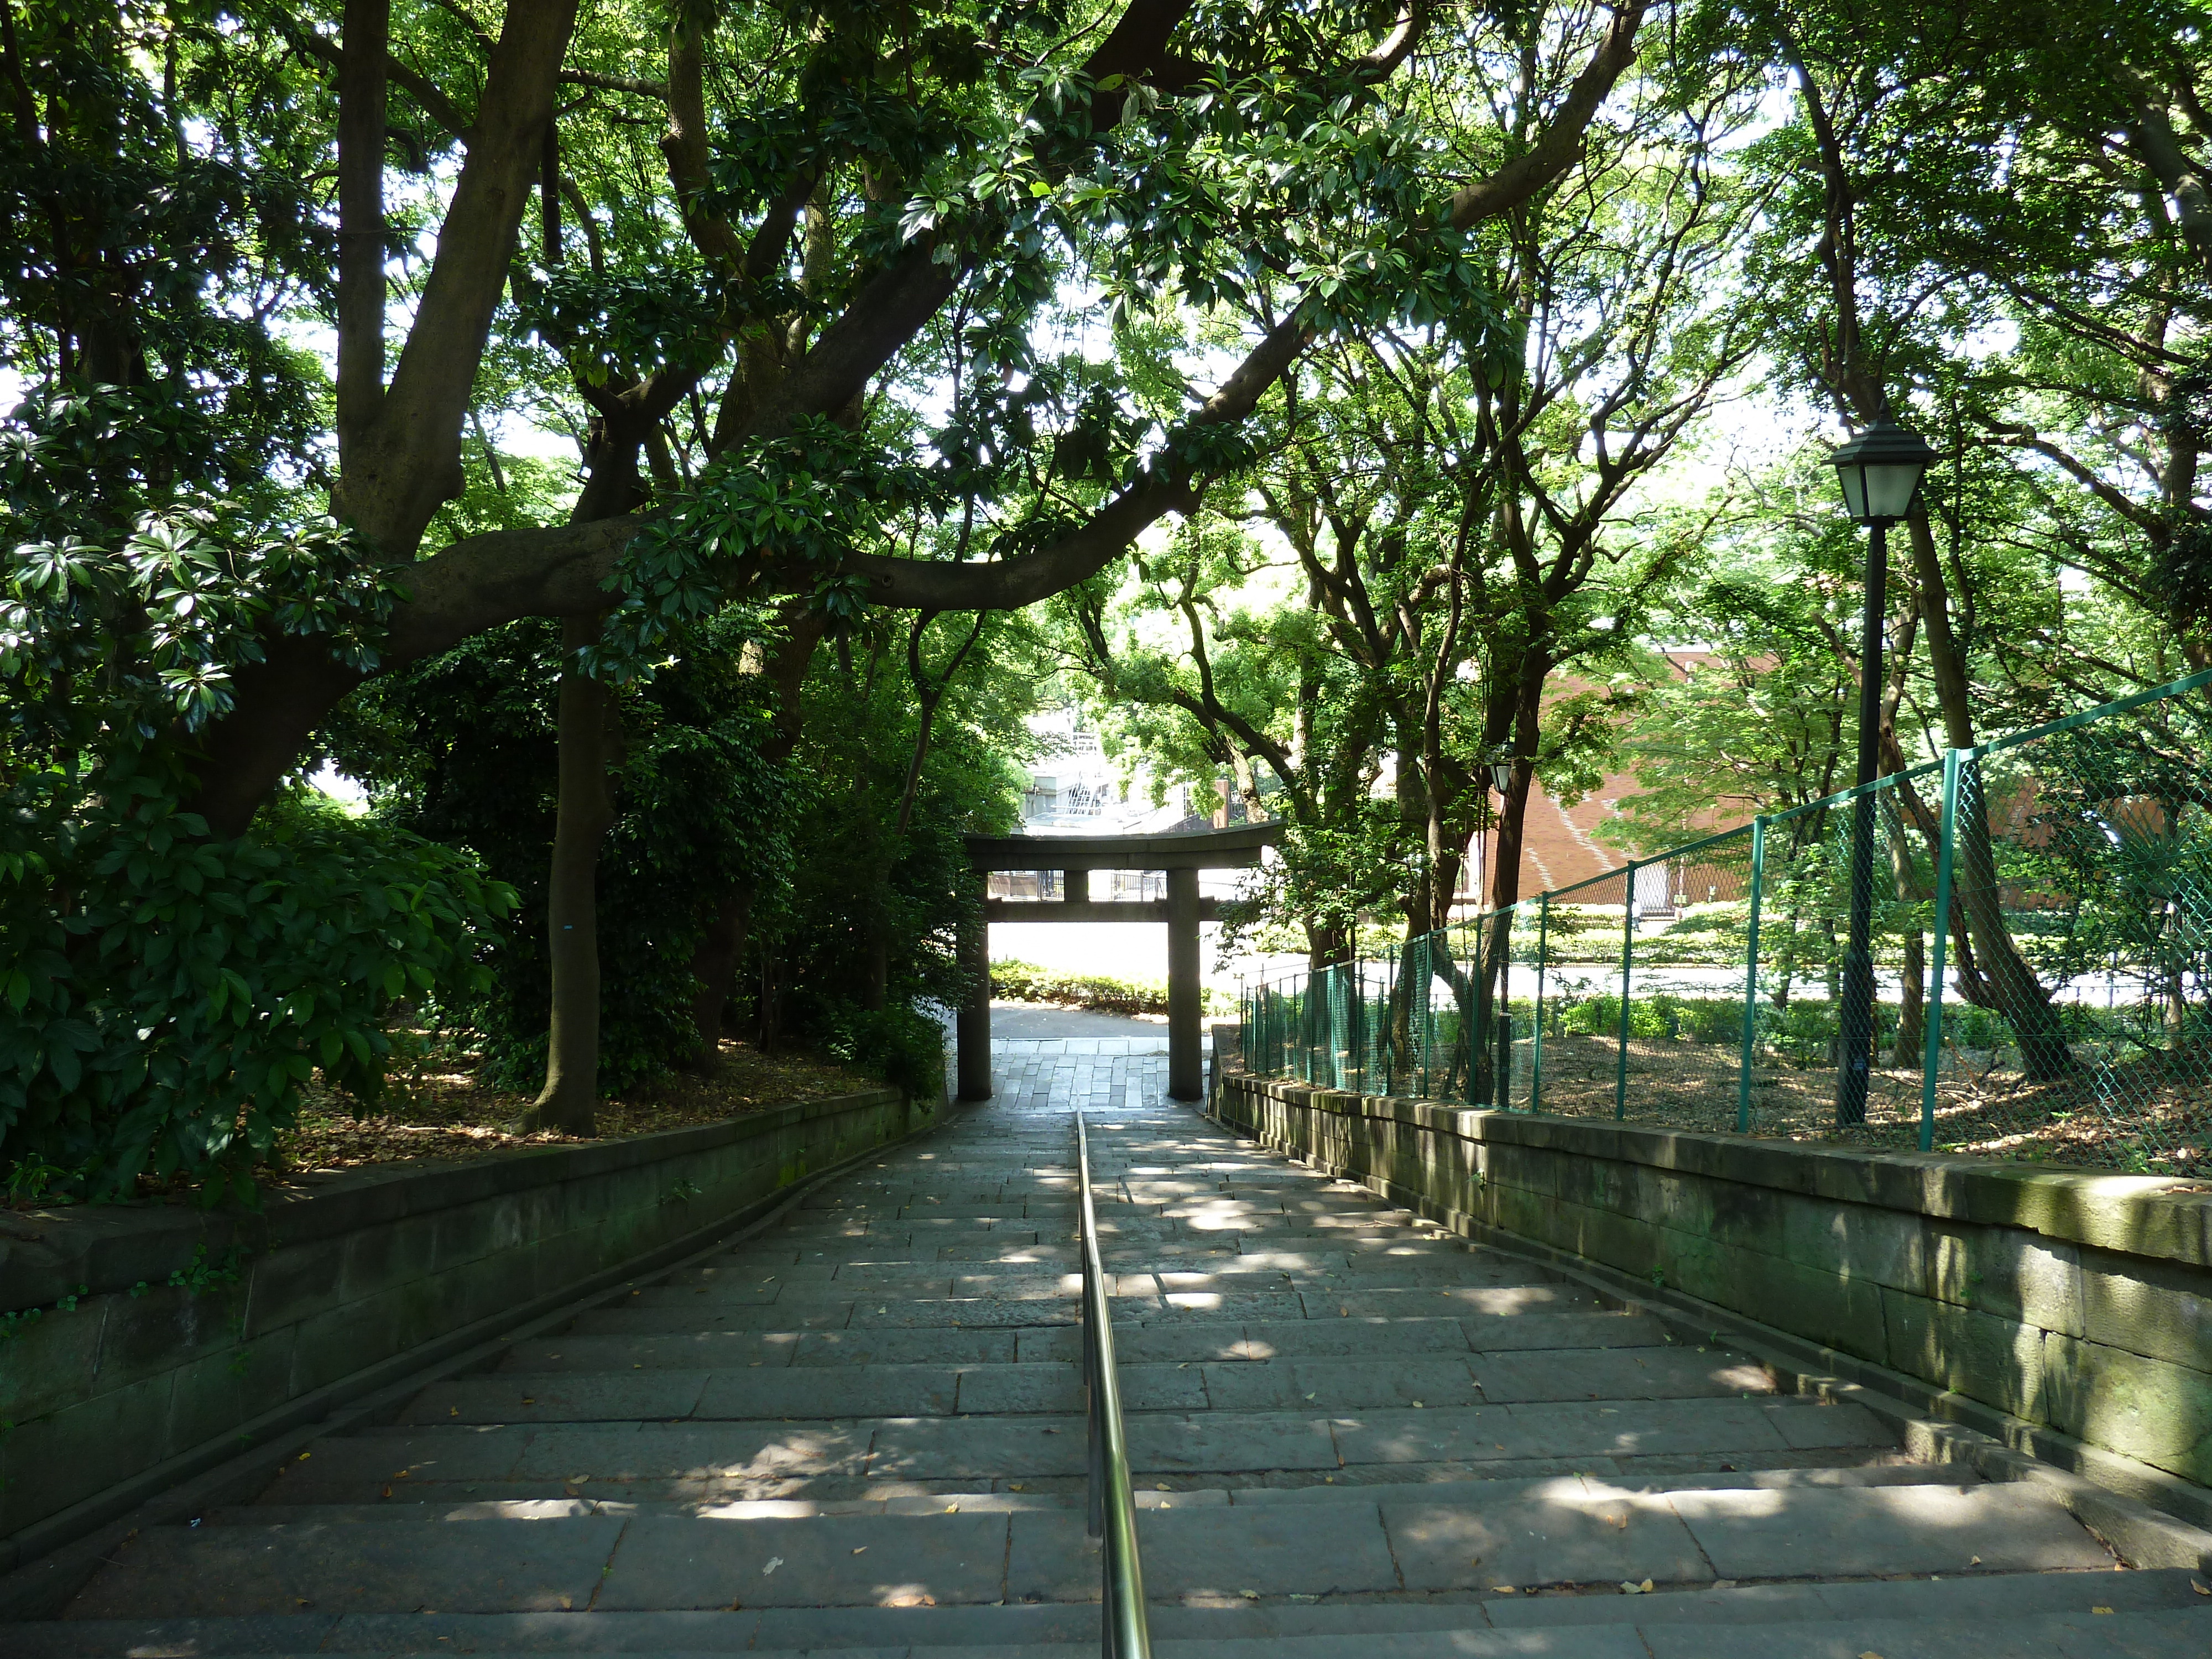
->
xmin=1 ymin=776 xmax=513 ymax=1204
xmin=818 ymin=1003 xmax=947 ymax=1102
xmin=990 ymin=959 xmax=1233 ymax=1017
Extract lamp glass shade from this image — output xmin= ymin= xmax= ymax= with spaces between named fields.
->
xmin=1488 ymin=756 xmax=1515 ymax=794
xmin=1829 ymin=412 xmax=1937 ymax=526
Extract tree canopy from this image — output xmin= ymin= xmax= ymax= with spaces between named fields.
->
xmin=5 ymin=0 xmax=2210 ymax=1197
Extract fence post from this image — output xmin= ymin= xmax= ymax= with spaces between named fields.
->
xmin=1424 ymin=935 xmax=1440 ymax=1102
xmin=1615 ymin=860 xmax=1636 ymax=1120
xmin=1737 ymin=816 xmax=1768 ymax=1135
xmin=1494 ymin=906 xmax=1514 ymax=1109
xmin=1918 ymin=748 xmax=1962 ymax=1152
xmin=1531 ymin=894 xmax=1550 ymax=1113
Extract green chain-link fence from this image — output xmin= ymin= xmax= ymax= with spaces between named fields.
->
xmin=1240 ymin=669 xmax=2212 ymax=1173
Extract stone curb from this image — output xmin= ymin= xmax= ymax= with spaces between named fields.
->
xmin=1200 ymin=1094 xmax=2212 ymax=1568
xmin=1 ymin=1089 xmax=904 ymax=1313
xmin=0 ymin=1097 xmax=954 ymax=1616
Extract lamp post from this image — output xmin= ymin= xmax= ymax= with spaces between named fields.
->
xmin=1829 ymin=408 xmax=1937 ymax=1125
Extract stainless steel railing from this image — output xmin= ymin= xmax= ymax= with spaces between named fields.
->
xmin=1076 ymin=1110 xmax=1151 ymax=1658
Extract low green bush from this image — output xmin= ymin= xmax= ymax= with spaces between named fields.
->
xmin=1 ymin=778 xmax=514 ymax=1205
xmin=817 ymin=1003 xmax=947 ymax=1102
xmin=990 ymin=959 xmax=1232 ymax=1018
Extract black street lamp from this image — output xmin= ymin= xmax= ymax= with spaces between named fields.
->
xmin=1829 ymin=408 xmax=1937 ymax=1125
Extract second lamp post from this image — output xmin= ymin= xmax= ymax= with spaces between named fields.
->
xmin=1828 ymin=408 xmax=1937 ymax=1125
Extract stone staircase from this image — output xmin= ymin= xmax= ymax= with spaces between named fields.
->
xmin=7 ymin=1044 xmax=2209 ymax=1656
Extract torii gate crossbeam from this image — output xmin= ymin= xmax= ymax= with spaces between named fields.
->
xmin=958 ymin=822 xmax=1281 ymax=1102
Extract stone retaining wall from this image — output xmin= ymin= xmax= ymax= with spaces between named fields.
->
xmin=1212 ymin=1053 xmax=2212 ymax=1517
xmin=0 ymin=1085 xmax=928 ymax=1566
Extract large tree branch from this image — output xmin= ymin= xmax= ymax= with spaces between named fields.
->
xmin=660 ymin=13 xmax=745 ymax=272
xmin=1447 ymin=1 xmax=1646 ymax=229
xmin=565 ymin=66 xmax=666 ymax=98
xmin=300 ymin=29 xmax=474 ymax=138
xmin=335 ymin=0 xmax=389 ymax=446
xmin=1988 ymin=421 xmax=2172 ymax=544
xmin=2117 ymin=62 xmax=2212 ymax=278
xmin=852 ymin=316 xmax=1309 ymax=607
xmin=344 ymin=0 xmax=583 ymax=552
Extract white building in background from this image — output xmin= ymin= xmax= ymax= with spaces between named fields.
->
xmin=1012 ymin=708 xmax=1217 ymax=836
xmin=991 ymin=707 xmax=1260 ymax=910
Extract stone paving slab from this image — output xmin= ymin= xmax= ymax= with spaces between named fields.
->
xmin=1458 ymin=1313 xmax=1668 ymax=1352
xmin=1156 ymin=1290 xmax=1311 ymax=1321
xmin=596 ymin=1513 xmax=1011 ymax=1610
xmin=693 ymin=1369 xmax=964 ymax=1420
xmin=571 ymin=1303 xmax=855 ymax=1333
xmin=1636 ymin=1607 xmax=2212 ymax=1659
xmin=1015 ymin=1324 xmax=1255 ymax=1364
xmin=1310 ymin=1286 xmax=1605 ymax=1319
xmin=30 ymin=1572 xmax=2208 ymax=1654
xmin=63 ymin=1518 xmax=625 ymax=1618
xmin=864 ymin=1417 xmax=1089 ymax=1480
xmin=1124 ymin=1411 xmax=1340 ymax=1472
xmin=1479 ymin=1564 xmax=2203 ymax=1627
xmin=498 ymin=1334 xmax=804 ymax=1372
xmin=401 ymin=1376 xmax=713 ymax=1425
xmin=1199 ymin=1357 xmax=1483 ymax=1411
xmin=1010 ymin=1505 xmax=1402 ymax=1601
xmin=842 ymin=1298 xmax=1094 ymax=1328
xmin=789 ymin=1330 xmax=1019 ymax=1367
xmin=1331 ymin=1398 xmax=1823 ymax=1466
xmin=1668 ymin=1482 xmax=2116 ymax=1578
xmin=1230 ymin=1317 xmax=1473 ymax=1358
xmin=1385 ymin=1485 xmax=1714 ymax=1590
xmin=1471 ymin=1347 xmax=1773 ymax=1403
xmin=951 ymin=1362 xmax=1208 ymax=1415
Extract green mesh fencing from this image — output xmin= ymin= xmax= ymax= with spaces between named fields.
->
xmin=1239 ymin=669 xmax=2212 ymax=1175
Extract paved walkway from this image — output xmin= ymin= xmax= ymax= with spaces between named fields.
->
xmin=14 ymin=1046 xmax=2210 ymax=1655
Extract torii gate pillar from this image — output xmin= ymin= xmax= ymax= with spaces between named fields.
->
xmin=956 ymin=872 xmax=994 ymax=1101
xmin=1165 ymin=867 xmax=1203 ymax=1099
xmin=958 ymin=822 xmax=1281 ymax=1103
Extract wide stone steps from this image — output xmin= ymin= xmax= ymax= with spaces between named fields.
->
xmin=45 ymin=1475 xmax=2127 ymax=1613
xmin=18 ymin=1571 xmax=2210 ymax=1656
xmin=9 ymin=1066 xmax=2203 ymax=1656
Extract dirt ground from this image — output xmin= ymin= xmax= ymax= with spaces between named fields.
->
xmin=276 ymin=1037 xmax=880 ymax=1176
xmin=1501 ymin=1034 xmax=2212 ymax=1176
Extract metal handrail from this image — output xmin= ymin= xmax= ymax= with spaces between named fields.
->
xmin=1076 ymin=1111 xmax=1151 ymax=1659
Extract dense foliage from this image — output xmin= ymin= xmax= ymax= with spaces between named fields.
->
xmin=3 ymin=0 xmax=2209 ymax=1196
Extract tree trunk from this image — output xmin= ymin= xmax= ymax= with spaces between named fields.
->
xmin=1892 ymin=927 xmax=1926 ymax=1066
xmin=1306 ymin=918 xmax=1351 ymax=974
xmin=682 ymin=885 xmax=753 ymax=1072
xmin=863 ymin=931 xmax=890 ymax=1012
xmin=523 ymin=614 xmax=620 ymax=1133
xmin=1469 ymin=658 xmax=1545 ymax=1106
xmin=1905 ymin=508 xmax=2072 ymax=1078
xmin=677 ymin=608 xmax=822 ymax=1067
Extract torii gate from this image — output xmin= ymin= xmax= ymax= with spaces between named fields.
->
xmin=956 ymin=822 xmax=1282 ymax=1102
